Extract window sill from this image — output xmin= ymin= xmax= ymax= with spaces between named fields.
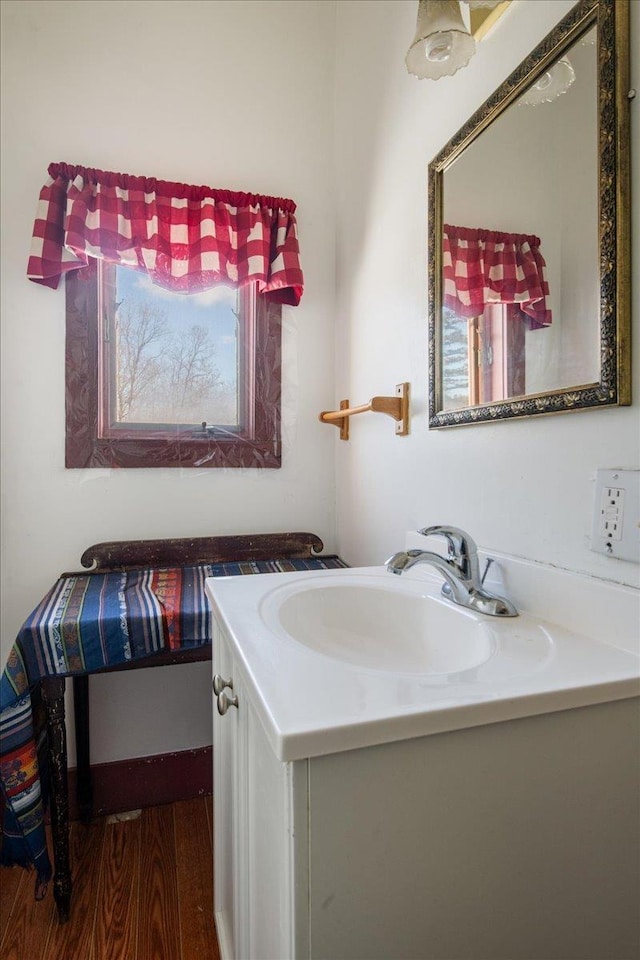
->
xmin=65 ymin=437 xmax=281 ymax=469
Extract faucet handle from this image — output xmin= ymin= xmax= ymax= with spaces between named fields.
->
xmin=417 ymin=526 xmax=479 ymax=578
xmin=418 ymin=525 xmax=478 ymax=556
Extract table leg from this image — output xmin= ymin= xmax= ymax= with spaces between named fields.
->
xmin=72 ymin=675 xmax=93 ymax=823
xmin=41 ymin=677 xmax=72 ymax=923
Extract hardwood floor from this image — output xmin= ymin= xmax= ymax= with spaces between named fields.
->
xmin=0 ymin=798 xmax=221 ymax=960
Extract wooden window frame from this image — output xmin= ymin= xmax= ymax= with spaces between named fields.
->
xmin=65 ymin=261 xmax=282 ymax=468
xmin=470 ymin=304 xmax=526 ymax=406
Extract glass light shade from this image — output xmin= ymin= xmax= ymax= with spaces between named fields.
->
xmin=518 ymin=57 xmax=576 ymax=106
xmin=406 ymin=0 xmax=476 ymax=80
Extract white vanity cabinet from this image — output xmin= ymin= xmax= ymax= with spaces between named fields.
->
xmin=213 ymin=625 xmax=306 ymax=960
xmin=212 ymin=618 xmax=639 ymax=960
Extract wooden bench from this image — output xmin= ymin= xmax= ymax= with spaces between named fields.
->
xmin=39 ymin=531 xmax=343 ymax=921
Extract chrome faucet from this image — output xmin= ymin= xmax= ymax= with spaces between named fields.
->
xmin=386 ymin=525 xmax=518 ymax=618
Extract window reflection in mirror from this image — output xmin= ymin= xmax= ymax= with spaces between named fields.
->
xmin=442 ymin=304 xmax=528 ymax=410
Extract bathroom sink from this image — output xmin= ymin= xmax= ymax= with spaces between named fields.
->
xmin=207 ymin=563 xmax=639 ymax=762
xmin=262 ymin=575 xmax=495 ymax=674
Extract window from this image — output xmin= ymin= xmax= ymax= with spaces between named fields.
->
xmin=441 ymin=303 xmax=526 ymax=410
xmin=467 ymin=304 xmax=526 ymax=406
xmin=65 ymin=261 xmax=281 ymax=468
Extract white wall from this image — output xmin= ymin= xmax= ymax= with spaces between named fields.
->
xmin=0 ymin=0 xmax=337 ymax=762
xmin=333 ymin=0 xmax=639 ymax=588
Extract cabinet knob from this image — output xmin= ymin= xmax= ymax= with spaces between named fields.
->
xmin=217 ymin=691 xmax=239 ymax=715
xmin=213 ymin=674 xmax=233 ymax=696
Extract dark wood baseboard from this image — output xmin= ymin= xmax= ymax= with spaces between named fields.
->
xmin=67 ymin=745 xmax=212 ymax=821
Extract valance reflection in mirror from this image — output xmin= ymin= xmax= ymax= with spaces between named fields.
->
xmin=428 ymin=0 xmax=630 ymax=427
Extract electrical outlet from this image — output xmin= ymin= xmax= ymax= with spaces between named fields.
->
xmin=591 ymin=469 xmax=640 ymax=563
xmin=598 ymin=485 xmax=624 ymax=541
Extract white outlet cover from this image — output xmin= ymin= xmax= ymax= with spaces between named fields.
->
xmin=591 ymin=469 xmax=640 ymax=563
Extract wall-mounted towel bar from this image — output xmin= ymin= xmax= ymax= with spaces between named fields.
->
xmin=319 ymin=383 xmax=410 ymax=440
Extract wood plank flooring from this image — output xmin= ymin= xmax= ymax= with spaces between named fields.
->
xmin=0 ymin=798 xmax=221 ymax=960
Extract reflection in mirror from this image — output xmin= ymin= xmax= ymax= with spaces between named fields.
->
xmin=428 ymin=1 xmax=630 ymax=427
xmin=441 ymin=26 xmax=597 ymax=412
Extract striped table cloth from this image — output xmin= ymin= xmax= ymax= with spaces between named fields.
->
xmin=0 ymin=557 xmax=346 ymax=894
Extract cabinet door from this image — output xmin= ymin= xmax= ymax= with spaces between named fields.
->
xmin=244 ymin=697 xmax=308 ymax=960
xmin=213 ymin=622 xmax=309 ymax=960
xmin=213 ymin=624 xmax=244 ymax=960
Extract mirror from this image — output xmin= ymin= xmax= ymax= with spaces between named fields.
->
xmin=428 ymin=0 xmax=630 ymax=427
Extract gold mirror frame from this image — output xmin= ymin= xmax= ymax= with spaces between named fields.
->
xmin=428 ymin=0 xmax=631 ymax=428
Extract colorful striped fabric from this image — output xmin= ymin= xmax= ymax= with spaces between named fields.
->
xmin=0 ymin=557 xmax=346 ymax=895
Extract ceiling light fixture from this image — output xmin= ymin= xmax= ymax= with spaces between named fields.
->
xmin=405 ymin=0 xmax=476 ymax=81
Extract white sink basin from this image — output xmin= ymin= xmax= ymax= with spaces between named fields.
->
xmin=207 ymin=564 xmax=639 ymax=761
xmin=266 ymin=577 xmax=495 ymax=674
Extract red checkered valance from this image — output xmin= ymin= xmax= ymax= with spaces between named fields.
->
xmin=27 ymin=162 xmax=304 ymax=305
xmin=443 ymin=224 xmax=551 ymax=328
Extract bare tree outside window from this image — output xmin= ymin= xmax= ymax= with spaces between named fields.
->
xmin=115 ymin=300 xmax=167 ymax=420
xmin=65 ymin=258 xmax=282 ymax=468
xmin=441 ymin=307 xmax=470 ymax=410
xmin=110 ymin=267 xmax=239 ymax=428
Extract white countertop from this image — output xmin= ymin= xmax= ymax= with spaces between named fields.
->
xmin=206 ymin=565 xmax=640 ymax=762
